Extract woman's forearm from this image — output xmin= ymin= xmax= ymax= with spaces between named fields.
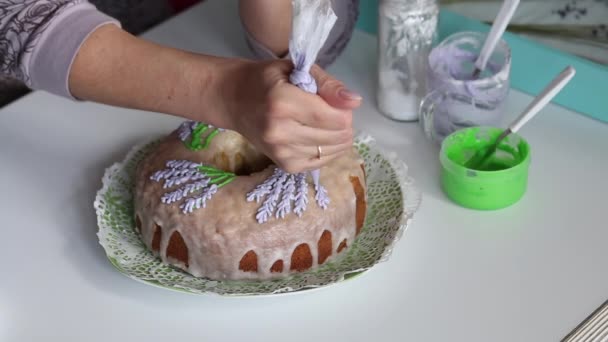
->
xmin=0 ymin=0 xmax=238 ymax=127
xmin=69 ymin=24 xmax=239 ymax=128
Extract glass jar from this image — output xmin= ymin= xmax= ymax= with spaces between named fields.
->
xmin=377 ymin=0 xmax=439 ymax=121
xmin=420 ymin=31 xmax=512 ymax=144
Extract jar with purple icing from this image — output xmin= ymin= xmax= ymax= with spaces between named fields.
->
xmin=419 ymin=31 xmax=511 ymax=143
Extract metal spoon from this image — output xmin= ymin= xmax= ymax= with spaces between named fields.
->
xmin=464 ymin=66 xmax=576 ymax=169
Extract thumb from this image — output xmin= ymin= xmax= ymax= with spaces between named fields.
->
xmin=310 ymin=65 xmax=362 ymax=110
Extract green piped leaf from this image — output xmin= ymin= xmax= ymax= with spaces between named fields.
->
xmin=202 ymin=129 xmax=220 ymax=149
xmin=183 ymin=123 xmax=221 ymax=151
xmin=197 ymin=165 xmax=235 ymax=188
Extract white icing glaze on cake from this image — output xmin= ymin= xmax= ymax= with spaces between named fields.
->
xmin=134 ymin=130 xmax=366 ymax=280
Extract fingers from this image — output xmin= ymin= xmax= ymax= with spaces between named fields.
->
xmin=238 ymin=60 xmax=361 ymax=174
xmin=277 ymin=85 xmax=352 ymax=131
xmin=310 ymin=65 xmax=362 ymax=110
xmin=260 ymin=118 xmax=353 ymax=173
xmin=293 ymin=142 xmax=353 ymax=159
xmin=288 ymin=123 xmax=353 ymax=146
xmin=273 ymin=150 xmax=345 ymax=174
xmin=263 ymin=62 xmax=357 ymax=131
xmin=268 ymin=141 xmax=353 ymax=173
xmin=300 ymin=154 xmax=344 ymax=172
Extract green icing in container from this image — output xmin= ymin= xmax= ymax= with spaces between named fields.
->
xmin=440 ymin=127 xmax=531 ymax=210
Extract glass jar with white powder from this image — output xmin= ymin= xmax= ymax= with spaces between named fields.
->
xmin=377 ymin=0 xmax=439 ymax=121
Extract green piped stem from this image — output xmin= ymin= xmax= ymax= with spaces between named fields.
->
xmin=184 ymin=124 xmax=221 ymax=151
xmin=199 ymin=170 xmax=227 ymax=176
xmin=197 ymin=165 xmax=235 ymax=188
xmin=202 ymin=129 xmax=220 ymax=149
xmin=208 ymin=174 xmax=235 ymax=187
xmin=216 ymin=175 xmax=236 ymax=188
xmin=198 ymin=165 xmax=227 ymax=173
xmin=184 ymin=123 xmax=207 ymax=150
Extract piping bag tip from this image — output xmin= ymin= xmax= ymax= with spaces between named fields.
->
xmin=310 ymin=169 xmax=320 ymax=187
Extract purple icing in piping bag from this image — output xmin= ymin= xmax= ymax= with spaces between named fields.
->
xmin=289 ymin=57 xmax=317 ymax=93
xmin=288 ymin=0 xmax=336 ymax=207
xmin=245 ymin=0 xmax=336 ymax=224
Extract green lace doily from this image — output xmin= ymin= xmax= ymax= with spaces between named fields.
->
xmin=94 ymin=132 xmax=421 ymax=296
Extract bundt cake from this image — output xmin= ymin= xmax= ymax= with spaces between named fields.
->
xmin=133 ymin=121 xmax=367 ymax=280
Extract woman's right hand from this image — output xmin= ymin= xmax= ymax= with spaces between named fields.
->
xmin=208 ymin=59 xmax=362 ymax=173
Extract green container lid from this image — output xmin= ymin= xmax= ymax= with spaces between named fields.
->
xmin=440 ymin=127 xmax=531 ymax=210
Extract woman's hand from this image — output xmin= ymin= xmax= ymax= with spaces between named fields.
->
xmin=214 ymin=59 xmax=362 ymax=173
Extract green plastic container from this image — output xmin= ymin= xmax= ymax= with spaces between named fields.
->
xmin=440 ymin=127 xmax=531 ymax=210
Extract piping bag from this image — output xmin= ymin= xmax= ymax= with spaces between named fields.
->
xmin=288 ymin=0 xmax=337 ymax=193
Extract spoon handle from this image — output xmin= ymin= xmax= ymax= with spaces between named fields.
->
xmin=475 ymin=0 xmax=520 ymax=72
xmin=510 ymin=66 xmax=576 ymax=133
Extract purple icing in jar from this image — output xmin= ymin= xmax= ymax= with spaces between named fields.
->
xmin=421 ymin=31 xmax=511 ymax=143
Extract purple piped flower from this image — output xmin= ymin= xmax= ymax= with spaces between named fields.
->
xmin=180 ymin=184 xmax=218 ymax=213
xmin=166 ymin=160 xmax=201 ymax=169
xmin=255 ymin=170 xmax=288 ymax=223
xmin=150 ymin=160 xmax=202 ymax=183
xmin=246 ymin=168 xmax=282 ymax=203
xmin=161 ymin=178 xmax=210 ymax=204
xmin=293 ymin=173 xmax=309 ymax=217
xmin=276 ymin=174 xmax=296 ymax=219
xmin=164 ymin=169 xmax=205 ymax=188
xmin=314 ymin=184 xmax=329 ymax=209
xmin=177 ymin=121 xmax=199 ymax=141
xmin=247 ymin=166 xmax=330 ymax=223
xmin=150 ymin=160 xmax=235 ymax=214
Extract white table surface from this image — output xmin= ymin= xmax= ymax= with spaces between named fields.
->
xmin=1 ymin=1 xmax=607 ymax=341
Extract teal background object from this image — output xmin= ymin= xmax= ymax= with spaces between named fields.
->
xmin=355 ymin=3 xmax=608 ymax=124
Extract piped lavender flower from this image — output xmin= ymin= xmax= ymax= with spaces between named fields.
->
xmin=177 ymin=121 xmax=199 ymax=141
xmin=150 ymin=160 xmax=234 ymax=214
xmin=150 ymin=160 xmax=203 ymax=188
xmin=180 ymin=184 xmax=218 ymax=213
xmin=246 ymin=167 xmax=329 ymax=223
xmin=246 ymin=168 xmax=282 ymax=203
xmin=314 ymin=184 xmax=330 ymax=209
xmin=293 ymin=173 xmax=309 ymax=217
xmin=161 ymin=178 xmax=209 ymax=204
xmin=276 ymin=174 xmax=296 ymax=219
xmin=255 ymin=171 xmax=288 ymax=223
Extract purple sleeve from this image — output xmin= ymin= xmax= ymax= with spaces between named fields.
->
xmin=0 ymin=0 xmax=120 ymax=99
